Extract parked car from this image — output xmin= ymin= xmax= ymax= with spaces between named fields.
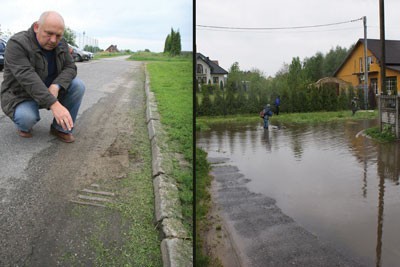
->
xmin=85 ymin=51 xmax=94 ymax=59
xmin=68 ymin=44 xmax=89 ymax=62
xmin=0 ymin=39 xmax=6 ymax=71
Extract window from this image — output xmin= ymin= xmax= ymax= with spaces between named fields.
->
xmin=196 ymin=64 xmax=203 ymax=74
xmin=359 ymin=57 xmax=363 ymax=73
xmin=386 ymin=77 xmax=397 ymax=93
xmin=367 ymin=56 xmax=372 ymax=71
xmin=213 ymin=77 xmax=219 ymax=84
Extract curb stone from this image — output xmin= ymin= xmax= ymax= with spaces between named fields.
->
xmin=161 ymin=238 xmax=192 ymax=267
xmin=144 ymin=64 xmax=193 ymax=266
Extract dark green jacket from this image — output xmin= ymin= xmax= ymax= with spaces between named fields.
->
xmin=1 ymin=24 xmax=77 ymax=119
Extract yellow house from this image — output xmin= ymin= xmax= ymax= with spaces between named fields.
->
xmin=334 ymin=39 xmax=400 ymax=95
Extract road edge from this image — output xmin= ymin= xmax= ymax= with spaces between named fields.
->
xmin=144 ymin=64 xmax=193 ymax=267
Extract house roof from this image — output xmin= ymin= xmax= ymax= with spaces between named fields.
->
xmin=362 ymin=39 xmax=400 ymax=64
xmin=196 ymin=53 xmax=228 ymax=75
xmin=334 ymin=38 xmax=400 ymax=76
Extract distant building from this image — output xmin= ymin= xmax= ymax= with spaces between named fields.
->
xmin=334 ymin=38 xmax=400 ymax=95
xmin=105 ymin=45 xmax=119 ymax=53
xmin=196 ymin=53 xmax=228 ymax=89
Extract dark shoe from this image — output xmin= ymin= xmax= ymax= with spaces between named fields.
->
xmin=50 ymin=126 xmax=75 ymax=143
xmin=17 ymin=130 xmax=33 ymax=138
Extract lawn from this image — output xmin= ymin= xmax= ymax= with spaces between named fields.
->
xmin=140 ymin=53 xmax=193 ymax=232
xmin=196 ymin=110 xmax=378 ymax=131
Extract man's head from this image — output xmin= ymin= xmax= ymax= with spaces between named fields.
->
xmin=34 ymin=11 xmax=65 ymax=51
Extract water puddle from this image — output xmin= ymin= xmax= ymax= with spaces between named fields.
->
xmin=197 ymin=119 xmax=400 ymax=267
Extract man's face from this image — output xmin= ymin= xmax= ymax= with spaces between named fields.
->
xmin=34 ymin=18 xmax=64 ymax=51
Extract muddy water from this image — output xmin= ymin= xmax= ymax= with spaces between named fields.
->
xmin=197 ymin=120 xmax=400 ymax=267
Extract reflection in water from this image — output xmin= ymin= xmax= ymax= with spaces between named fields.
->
xmin=376 ymin=174 xmax=384 ymax=267
xmin=261 ymin=129 xmax=271 ymax=151
xmin=197 ymin=119 xmax=400 ymax=267
xmin=375 ymin=142 xmax=400 ymax=267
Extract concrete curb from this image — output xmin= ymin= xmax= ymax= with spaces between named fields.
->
xmin=144 ymin=64 xmax=193 ymax=267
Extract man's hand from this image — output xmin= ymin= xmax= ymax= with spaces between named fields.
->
xmin=50 ymin=101 xmax=73 ymax=131
xmin=49 ymin=84 xmax=60 ymax=98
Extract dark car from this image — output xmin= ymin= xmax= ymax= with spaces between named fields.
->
xmin=0 ymin=39 xmax=6 ymax=71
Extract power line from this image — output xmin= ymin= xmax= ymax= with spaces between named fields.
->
xmin=196 ymin=17 xmax=363 ymax=31
xmin=197 ymin=26 xmax=361 ymax=34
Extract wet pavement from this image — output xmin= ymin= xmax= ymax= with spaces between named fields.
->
xmin=197 ymin=119 xmax=400 ymax=267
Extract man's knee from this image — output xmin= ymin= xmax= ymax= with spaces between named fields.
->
xmin=69 ymin=78 xmax=86 ymax=99
xmin=13 ymin=103 xmax=40 ymax=130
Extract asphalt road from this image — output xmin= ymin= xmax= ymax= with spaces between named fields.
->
xmin=0 ymin=56 xmax=144 ymax=265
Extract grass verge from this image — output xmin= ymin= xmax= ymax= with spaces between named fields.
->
xmin=91 ymin=113 xmax=162 ymax=266
xmin=138 ymin=53 xmax=193 ymax=234
xmin=364 ymin=125 xmax=397 ymax=143
xmin=196 ymin=110 xmax=378 ymax=131
xmin=195 ymin=148 xmax=212 ymax=266
xmin=129 ymin=51 xmax=192 ymax=62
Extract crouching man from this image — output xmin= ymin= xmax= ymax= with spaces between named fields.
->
xmin=1 ymin=11 xmax=85 ymax=143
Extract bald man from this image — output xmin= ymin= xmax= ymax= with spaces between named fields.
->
xmin=1 ymin=11 xmax=85 ymax=143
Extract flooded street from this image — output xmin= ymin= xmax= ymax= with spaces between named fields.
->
xmin=197 ymin=119 xmax=400 ymax=267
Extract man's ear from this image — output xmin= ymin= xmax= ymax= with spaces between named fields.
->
xmin=33 ymin=22 xmax=39 ymax=33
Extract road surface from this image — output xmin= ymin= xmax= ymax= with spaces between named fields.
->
xmin=0 ymin=56 xmax=154 ymax=265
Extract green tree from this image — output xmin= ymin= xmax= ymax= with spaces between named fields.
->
xmin=213 ymin=88 xmax=225 ymax=116
xmin=163 ymin=34 xmax=171 ymax=53
xmin=84 ymin=45 xmax=101 ymax=53
xmin=323 ymin=45 xmax=348 ymax=76
xmin=63 ymin=27 xmax=77 ymax=46
xmin=225 ymin=87 xmax=236 ymax=115
xmin=198 ymin=89 xmax=212 ymax=116
xmin=338 ymin=88 xmax=349 ymax=110
xmin=163 ymin=28 xmax=181 ymax=56
xmin=303 ymin=52 xmax=324 ymax=82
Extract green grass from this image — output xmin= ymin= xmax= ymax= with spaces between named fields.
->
xmin=196 ymin=110 xmax=378 ymax=131
xmin=365 ymin=125 xmax=397 ymax=143
xmin=129 ymin=51 xmax=192 ymax=62
xmin=95 ymin=112 xmax=162 ymax=266
xmin=144 ymin=54 xmax=193 ymax=233
xmin=195 ymin=148 xmax=212 ymax=266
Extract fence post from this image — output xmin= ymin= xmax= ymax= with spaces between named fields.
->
xmin=397 ymin=96 xmax=399 ymax=138
xmin=378 ymin=95 xmax=382 ymax=132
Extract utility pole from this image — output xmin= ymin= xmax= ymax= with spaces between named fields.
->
xmin=379 ymin=0 xmax=386 ymax=95
xmin=363 ymin=16 xmax=368 ymax=109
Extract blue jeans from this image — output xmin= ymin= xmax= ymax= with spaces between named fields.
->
xmin=13 ymin=78 xmax=85 ymax=133
xmin=263 ymin=117 xmax=269 ymax=129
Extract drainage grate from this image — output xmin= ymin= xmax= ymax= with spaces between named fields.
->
xmin=70 ymin=183 xmax=115 ymax=208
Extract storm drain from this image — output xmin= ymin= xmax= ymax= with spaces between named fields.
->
xmin=70 ymin=183 xmax=115 ymax=208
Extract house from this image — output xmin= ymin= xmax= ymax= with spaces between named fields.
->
xmin=334 ymin=38 xmax=400 ymax=95
xmin=196 ymin=53 xmax=228 ymax=89
xmin=105 ymin=45 xmax=119 ymax=53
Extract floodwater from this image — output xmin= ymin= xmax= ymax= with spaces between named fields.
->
xmin=197 ymin=119 xmax=400 ymax=267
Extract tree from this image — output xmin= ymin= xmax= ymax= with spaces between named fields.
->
xmin=84 ymin=45 xmax=101 ymax=53
xmin=323 ymin=46 xmax=348 ymax=76
xmin=163 ymin=34 xmax=171 ymax=53
xmin=303 ymin=52 xmax=324 ymax=82
xmin=63 ymin=27 xmax=77 ymax=46
xmin=163 ymin=28 xmax=181 ymax=56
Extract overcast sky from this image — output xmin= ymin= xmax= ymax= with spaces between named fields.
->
xmin=197 ymin=0 xmax=400 ymax=77
xmin=0 ymin=0 xmax=192 ymax=52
